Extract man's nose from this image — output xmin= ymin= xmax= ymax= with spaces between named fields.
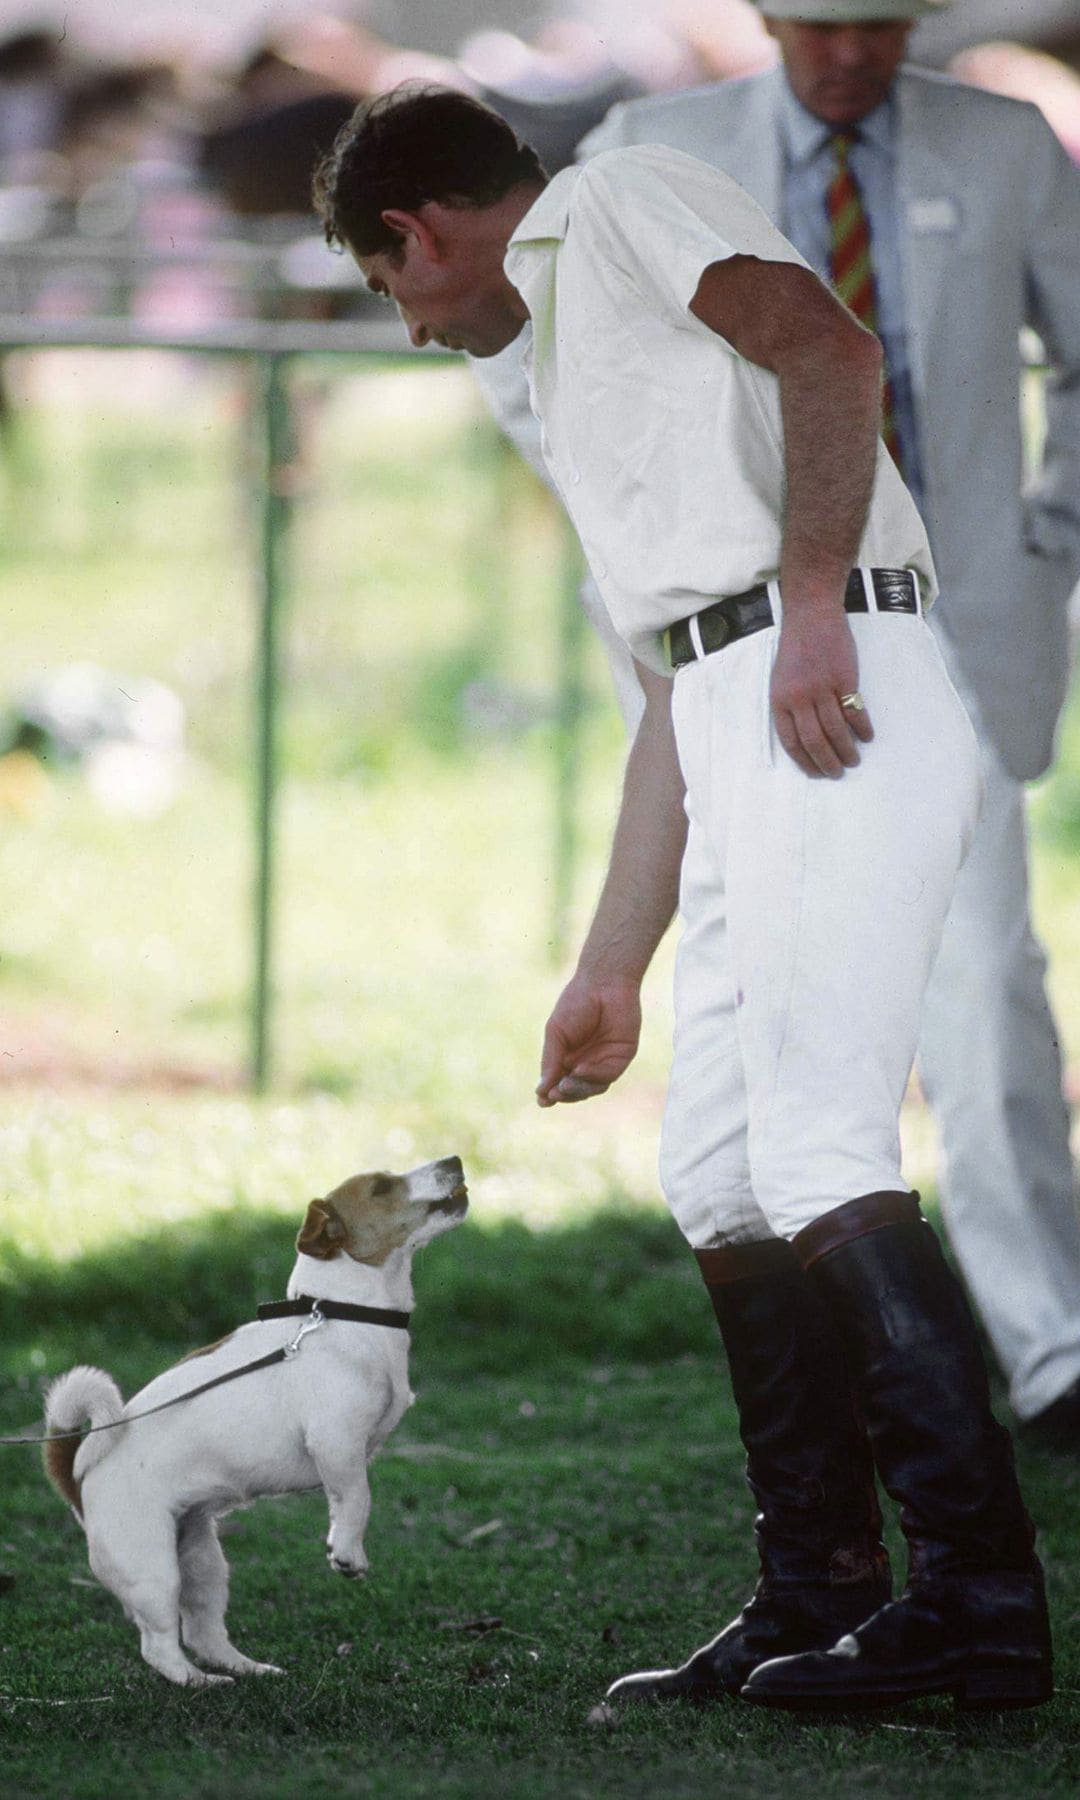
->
xmin=830 ymin=28 xmax=870 ymax=67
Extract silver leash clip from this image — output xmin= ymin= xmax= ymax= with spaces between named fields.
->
xmin=284 ymin=1302 xmax=325 ymax=1358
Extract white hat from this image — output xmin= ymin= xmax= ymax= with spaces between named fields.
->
xmin=753 ymin=1 xmax=949 ymax=20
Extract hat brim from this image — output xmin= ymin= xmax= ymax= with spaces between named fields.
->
xmin=753 ymin=1 xmax=947 ymax=20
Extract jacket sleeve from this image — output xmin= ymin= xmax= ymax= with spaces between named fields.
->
xmin=1023 ymin=111 xmax=1080 ymax=576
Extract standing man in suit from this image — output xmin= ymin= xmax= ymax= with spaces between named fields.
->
xmin=477 ymin=0 xmax=1080 ymax=1444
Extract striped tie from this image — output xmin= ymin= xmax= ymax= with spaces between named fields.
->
xmin=826 ymin=130 xmax=903 ymax=470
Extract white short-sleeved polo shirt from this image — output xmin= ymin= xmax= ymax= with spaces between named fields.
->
xmin=504 ymin=145 xmax=937 ymax=674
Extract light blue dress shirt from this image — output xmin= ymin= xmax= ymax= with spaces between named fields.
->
xmin=775 ymin=82 xmax=925 ymax=511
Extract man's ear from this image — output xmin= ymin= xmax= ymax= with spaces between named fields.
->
xmin=380 ymin=206 xmax=442 ymax=260
xmin=296 ymin=1199 xmax=348 ymax=1260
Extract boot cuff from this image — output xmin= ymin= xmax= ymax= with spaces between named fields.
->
xmin=695 ymin=1239 xmax=797 ymax=1285
xmin=793 ymin=1192 xmax=923 ymax=1270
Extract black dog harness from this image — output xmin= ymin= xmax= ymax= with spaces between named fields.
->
xmin=256 ymin=1296 xmax=410 ymax=1330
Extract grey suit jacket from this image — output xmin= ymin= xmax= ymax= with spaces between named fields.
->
xmin=581 ymin=66 xmax=1080 ymax=779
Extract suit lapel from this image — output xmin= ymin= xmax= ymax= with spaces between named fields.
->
xmin=894 ymin=72 xmax=961 ymax=419
xmin=710 ymin=70 xmax=786 ymax=220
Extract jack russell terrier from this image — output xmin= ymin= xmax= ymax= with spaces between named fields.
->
xmin=42 ymin=1155 xmax=467 ymax=1686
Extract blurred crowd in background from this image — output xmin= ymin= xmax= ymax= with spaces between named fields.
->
xmin=0 ymin=0 xmax=1078 ymax=330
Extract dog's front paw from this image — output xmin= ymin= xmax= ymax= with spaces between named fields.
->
xmin=328 ymin=1549 xmax=369 ymax=1579
xmin=215 ymin=1656 xmax=284 ymax=1678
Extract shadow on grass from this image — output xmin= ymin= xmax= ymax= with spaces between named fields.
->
xmin=0 ymin=1207 xmax=716 ymax=1376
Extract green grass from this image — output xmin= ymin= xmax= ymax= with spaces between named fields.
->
xmin=3 ymin=1213 xmax=1080 ymax=1800
xmin=1 ymin=355 xmax=1079 ymax=1795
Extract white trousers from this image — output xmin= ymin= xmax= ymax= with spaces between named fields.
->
xmin=918 ymin=720 xmax=1080 ymax=1420
xmin=660 ymin=608 xmax=982 ymax=1245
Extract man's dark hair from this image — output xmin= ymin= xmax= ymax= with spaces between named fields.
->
xmin=313 ymin=84 xmax=547 ymax=259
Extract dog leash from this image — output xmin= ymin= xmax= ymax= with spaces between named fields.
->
xmin=0 ymin=1296 xmax=412 ymax=1447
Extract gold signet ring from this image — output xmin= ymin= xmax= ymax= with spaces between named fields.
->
xmin=840 ymin=691 xmax=866 ymax=711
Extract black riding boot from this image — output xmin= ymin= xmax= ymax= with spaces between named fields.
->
xmin=744 ymin=1194 xmax=1053 ymax=1713
xmin=606 ymin=1238 xmax=891 ymax=1703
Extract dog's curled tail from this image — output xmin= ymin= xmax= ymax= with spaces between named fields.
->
xmin=42 ymin=1366 xmax=125 ymax=1519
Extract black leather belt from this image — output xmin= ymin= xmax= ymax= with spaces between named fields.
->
xmin=667 ymin=567 xmax=919 ymax=670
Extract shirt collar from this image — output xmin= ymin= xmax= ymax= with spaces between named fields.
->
xmin=508 ymin=166 xmax=580 ymax=249
xmin=776 ymin=75 xmax=896 ymax=168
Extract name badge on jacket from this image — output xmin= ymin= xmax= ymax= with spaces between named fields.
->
xmin=907 ymin=197 xmax=961 ymax=235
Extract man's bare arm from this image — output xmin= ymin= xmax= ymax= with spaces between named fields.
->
xmin=691 ymin=256 xmax=883 ymax=778
xmin=537 ymin=659 xmax=686 ymax=1105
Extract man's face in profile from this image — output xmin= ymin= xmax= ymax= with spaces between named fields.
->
xmin=358 ymin=220 xmax=526 ymax=360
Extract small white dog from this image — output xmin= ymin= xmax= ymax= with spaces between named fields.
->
xmin=42 ymin=1155 xmax=467 ymax=1687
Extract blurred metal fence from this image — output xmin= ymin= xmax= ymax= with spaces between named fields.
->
xmin=0 ymin=231 xmax=588 ymax=1089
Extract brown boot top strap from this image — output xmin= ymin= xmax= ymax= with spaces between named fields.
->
xmin=793 ymin=1191 xmax=923 ymax=1270
xmin=695 ymin=1239 xmax=798 ymax=1286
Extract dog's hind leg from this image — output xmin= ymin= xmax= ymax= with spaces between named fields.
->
xmin=88 ymin=1509 xmax=232 ymax=1687
xmin=178 ymin=1512 xmax=282 ymax=1677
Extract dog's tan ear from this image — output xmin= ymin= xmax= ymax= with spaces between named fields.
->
xmin=296 ymin=1199 xmax=348 ymax=1260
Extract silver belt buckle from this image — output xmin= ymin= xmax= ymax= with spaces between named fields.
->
xmin=875 ymin=569 xmax=917 ymax=613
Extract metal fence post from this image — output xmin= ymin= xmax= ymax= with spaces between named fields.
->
xmin=252 ymin=351 xmax=292 ymax=1090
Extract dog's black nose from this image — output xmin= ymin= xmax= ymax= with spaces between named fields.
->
xmin=437 ymin=1155 xmax=464 ymax=1182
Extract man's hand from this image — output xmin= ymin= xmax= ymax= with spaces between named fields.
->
xmin=770 ymin=603 xmax=874 ymax=777
xmin=537 ymin=974 xmax=642 ymax=1106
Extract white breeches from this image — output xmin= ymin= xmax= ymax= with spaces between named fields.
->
xmin=660 ymin=609 xmax=982 ymax=1245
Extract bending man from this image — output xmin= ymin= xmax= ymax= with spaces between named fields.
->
xmin=313 ymin=84 xmax=1051 ymax=1713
